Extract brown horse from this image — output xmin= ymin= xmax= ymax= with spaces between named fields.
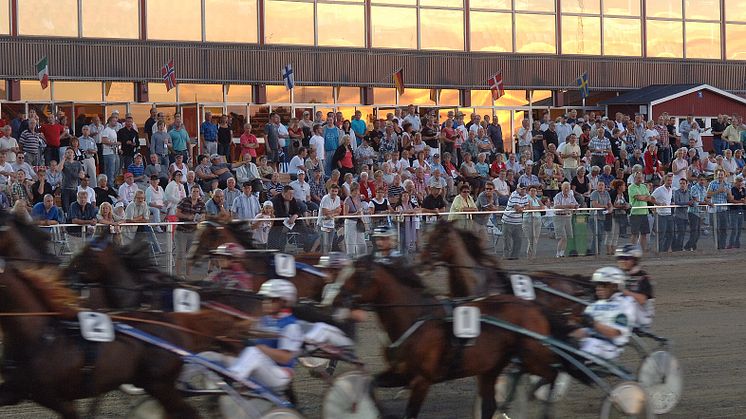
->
xmin=187 ymin=220 xmax=330 ymax=300
xmin=0 ymin=210 xmax=59 ymax=263
xmin=0 ymin=264 xmax=246 ymax=419
xmin=333 ymin=256 xmax=568 ymax=419
xmin=421 ymin=220 xmax=594 ymax=324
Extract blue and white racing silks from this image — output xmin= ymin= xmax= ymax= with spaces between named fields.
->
xmin=254 ymin=313 xmax=304 ymax=368
xmin=581 ymin=292 xmax=637 ymax=360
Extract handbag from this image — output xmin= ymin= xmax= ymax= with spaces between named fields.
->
xmin=350 ymin=200 xmax=366 ymax=232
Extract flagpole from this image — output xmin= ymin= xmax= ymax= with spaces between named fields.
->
xmin=582 ymin=97 xmax=586 ymax=108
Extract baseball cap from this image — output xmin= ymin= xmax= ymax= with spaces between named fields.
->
xmin=210 ymin=154 xmax=220 ymax=160
xmin=124 ymin=172 xmax=133 ymax=178
xmin=526 ymin=160 xmax=534 ymax=165
xmin=263 ymin=201 xmax=274 ymax=207
xmin=297 ymin=170 xmax=305 ymax=176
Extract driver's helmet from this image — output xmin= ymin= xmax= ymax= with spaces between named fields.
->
xmin=315 ymin=252 xmax=351 ymax=269
xmin=615 ymin=244 xmax=643 ymax=260
xmin=372 ymin=225 xmax=397 ymax=239
xmin=212 ymin=242 xmax=245 ymax=258
xmin=591 ymin=267 xmax=628 ymax=289
xmin=258 ymin=279 xmax=297 ymax=305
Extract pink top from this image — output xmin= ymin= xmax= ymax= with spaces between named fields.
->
xmin=340 ymin=149 xmax=354 ymax=169
xmin=240 ymin=133 xmax=258 ymax=157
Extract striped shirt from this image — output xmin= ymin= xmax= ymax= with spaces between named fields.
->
xmin=553 ymin=191 xmax=578 ymax=216
xmin=502 ymin=191 xmax=529 ymax=225
xmin=19 ymin=130 xmax=41 ymax=155
xmin=589 ymin=136 xmax=611 ymax=156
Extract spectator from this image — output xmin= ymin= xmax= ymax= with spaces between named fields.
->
xmin=123 ymin=190 xmax=157 ymax=248
xmin=205 ymin=188 xmax=231 ymax=223
xmin=475 ymin=181 xmax=499 ymax=237
xmin=499 ymin=183 xmax=525 ymax=260
xmin=165 ymin=171 xmax=187 ymax=214
xmin=78 ymin=125 xmax=97 ymax=181
xmin=144 ymin=152 xmax=169 ymax=187
xmin=231 ymin=182 xmax=261 ymax=221
xmin=118 ymin=116 xmax=139 ymax=173
xmin=589 ymin=130 xmax=611 ymax=168
xmin=672 ymin=178 xmax=692 ymax=252
xmin=711 ymin=114 xmax=728 ymax=155
xmin=184 ymin=171 xmax=204 ymax=198
xmin=609 ymin=179 xmax=630 ymax=255
xmin=40 ymin=115 xmax=64 ymax=166
xmin=686 ymin=174 xmax=708 ymax=251
xmin=0 ymin=152 xmax=14 ymax=186
xmin=728 ymin=176 xmax=746 ymax=249
xmin=76 ymin=175 xmax=96 ymax=206
xmin=0 ymin=125 xmax=19 ymax=163
xmin=13 ymin=154 xmax=37 ymax=181
xmin=209 ymin=154 xmax=234 ymax=189
xmin=589 ymin=181 xmax=612 ymax=255
xmin=332 ymin=135 xmax=355 ymax=179
xmin=318 ymin=183 xmax=342 ymax=253
xmin=143 ymin=108 xmax=158 ymax=146
xmin=100 ymin=116 xmax=120 ymax=188
xmin=150 ymin=120 xmax=170 ymax=166
xmin=128 ymin=153 xmax=148 ymax=190
xmin=118 ymin=172 xmax=139 ymax=207
xmin=217 ymin=115 xmax=233 ymax=163
xmin=236 ymin=152 xmax=260 ymax=185
xmin=629 ymin=171 xmax=654 ymax=253
xmin=264 ymin=112 xmax=281 ymax=171
xmin=523 ymin=185 xmax=545 ymax=259
xmin=239 ymin=122 xmax=258 ymax=159
xmin=94 ymin=174 xmax=118 ymax=208
xmin=200 ymin=111 xmax=218 ymax=156
xmin=708 ymin=169 xmax=731 ymax=250
xmin=553 ymin=181 xmax=578 ymax=258
xmin=343 ymin=181 xmax=367 ymax=257
xmin=31 ymin=193 xmax=62 ymax=226
xmin=448 ymin=184 xmax=476 ymax=230
xmin=169 ymin=118 xmax=191 ymax=163
xmin=223 ymin=177 xmax=241 ymax=212
xmin=571 ymin=166 xmax=590 ymax=207
xmin=251 ymin=201 xmax=274 ymax=248
xmin=145 ymin=175 xmax=168 ymax=229
xmin=174 ymin=187 xmax=205 ymax=277
xmin=30 ymin=166 xmax=52 ymax=205
xmin=288 ymin=146 xmax=307 ymax=179
xmin=67 ymin=190 xmax=96 ymax=253
xmin=60 ymin=148 xmax=84 ymax=212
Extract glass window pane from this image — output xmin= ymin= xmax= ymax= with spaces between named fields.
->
xmin=470 ymin=11 xmax=512 ymax=52
xmin=226 ymin=85 xmax=253 ymax=102
xmin=515 ymin=13 xmax=556 ymax=53
xmin=373 ymin=88 xmax=397 ymax=105
xmin=54 ymin=81 xmax=102 ymax=102
xmin=0 ymin=0 xmax=10 ymax=35
xmin=148 ymin=82 xmax=177 ymax=103
xmin=371 ymin=6 xmax=417 ymax=49
xmin=265 ymin=1 xmax=314 ymax=45
xmin=337 ymin=87 xmax=360 ymax=104
xmin=646 ymin=0 xmax=682 ymax=19
xmin=105 ymin=82 xmax=135 ymax=102
xmin=20 ymin=80 xmax=51 ymax=101
xmin=686 ymin=21 xmax=721 ymax=59
xmin=421 ymin=9 xmax=464 ymax=51
xmin=82 ymin=0 xmax=138 ymax=39
xmin=147 ymin=0 xmax=202 ymax=41
xmin=129 ymin=104 xmax=155 ymax=128
xmin=179 ymin=84 xmax=224 ymax=102
xmin=469 ymin=0 xmax=510 ymax=9
xmin=399 ymin=88 xmax=435 ymax=105
xmin=561 ymin=0 xmax=600 ymax=14
xmin=205 ymin=0 xmax=258 ymax=43
xmin=646 ymin=20 xmax=683 ymax=58
xmin=266 ymin=85 xmax=290 ymax=103
xmin=726 ymin=24 xmax=746 ymax=59
xmin=685 ymin=0 xmax=720 ymax=21
xmin=603 ymin=18 xmax=641 ymax=56
xmin=371 ymin=0 xmax=415 ymax=5
xmin=603 ymin=0 xmax=640 ymax=16
xmin=318 ymin=3 xmax=365 ymax=47
xmin=439 ymin=89 xmax=460 ymax=106
xmin=496 ymin=90 xmax=528 ymax=106
xmin=420 ymin=0 xmax=463 ymax=7
xmin=725 ymin=0 xmax=746 ymax=22
xmin=471 ymin=90 xmax=493 ymax=107
xmin=531 ymin=90 xmax=552 ymax=103
xmin=561 ymin=15 xmax=601 ymax=55
xmin=18 ymin=0 xmax=78 ymax=36
xmin=293 ymin=86 xmax=334 ymax=103
xmin=514 ymin=0 xmax=554 ymax=12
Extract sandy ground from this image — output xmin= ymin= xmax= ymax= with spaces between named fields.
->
xmin=1 ymin=251 xmax=744 ymax=418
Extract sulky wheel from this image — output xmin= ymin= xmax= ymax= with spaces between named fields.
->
xmin=322 ymin=371 xmax=380 ymax=419
xmin=126 ymin=397 xmax=164 ymax=419
xmin=636 ymin=350 xmax=683 ymax=414
xmin=259 ymin=407 xmax=306 ymax=418
xmin=599 ymin=381 xmax=655 ymax=419
xmin=473 ymin=373 xmax=530 ymax=419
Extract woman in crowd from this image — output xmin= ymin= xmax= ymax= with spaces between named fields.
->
xmin=165 ymin=171 xmax=187 ymax=215
xmin=96 ymin=201 xmax=123 ymax=245
xmin=571 ymin=165 xmax=591 ymax=207
xmin=539 ymin=152 xmax=562 ymax=199
xmin=239 ymin=123 xmax=258 ymax=159
xmin=523 ymin=185 xmax=545 ymax=259
xmin=373 ymin=170 xmax=388 ymax=197
xmin=354 ymin=137 xmax=376 ymax=171
xmin=169 ymin=154 xmax=188 ymax=182
xmin=475 ymin=152 xmax=490 ymax=180
xmin=411 ymin=150 xmax=431 ymax=174
xmin=370 ymin=187 xmax=391 ymax=229
xmin=332 ymin=135 xmax=356 ymax=179
xmin=45 ymin=160 xmax=63 ymax=190
xmin=608 ymin=179 xmax=630 ymax=256
xmin=217 ymin=115 xmax=233 ymax=162
xmin=396 ymin=189 xmax=419 ymax=254
xmin=252 ymin=201 xmax=274 ymax=248
xmin=343 ymin=181 xmax=367 ymax=257
xmin=305 ymin=147 xmax=324 ymax=178
xmin=411 ymin=132 xmax=426 ymax=155
xmin=671 ymin=147 xmax=689 ymax=185
xmin=288 ymin=118 xmax=303 ymax=158
xmin=257 ymin=155 xmax=275 ymax=179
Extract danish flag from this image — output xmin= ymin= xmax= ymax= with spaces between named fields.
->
xmin=488 ymin=72 xmax=505 ymax=101
xmin=161 ymin=59 xmax=177 ymax=92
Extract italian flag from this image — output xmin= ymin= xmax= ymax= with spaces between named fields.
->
xmin=36 ymin=56 xmax=49 ymax=89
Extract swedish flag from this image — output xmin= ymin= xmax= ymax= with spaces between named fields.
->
xmin=577 ymin=72 xmax=590 ymax=99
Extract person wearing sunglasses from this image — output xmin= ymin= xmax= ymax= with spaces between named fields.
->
xmin=615 ymin=244 xmax=655 ymax=330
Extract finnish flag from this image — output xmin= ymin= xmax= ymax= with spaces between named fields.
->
xmin=283 ymin=64 xmax=295 ymax=91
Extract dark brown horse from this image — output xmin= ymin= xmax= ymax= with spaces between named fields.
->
xmin=0 ymin=264 xmax=247 ymax=419
xmin=187 ymin=220 xmax=330 ymax=300
xmin=333 ymin=256 xmax=567 ymax=419
xmin=0 ymin=210 xmax=59 ymax=263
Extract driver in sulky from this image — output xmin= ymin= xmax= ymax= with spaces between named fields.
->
xmin=206 ymin=242 xmax=253 ymax=290
xmin=370 ymin=225 xmax=401 ymax=264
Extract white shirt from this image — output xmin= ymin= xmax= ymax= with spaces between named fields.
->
xmin=77 ymin=185 xmax=96 ymax=205
xmin=118 ymin=183 xmax=139 ymax=206
xmin=403 ymin=114 xmax=421 ymax=132
xmin=101 ymin=126 xmax=119 ymax=155
xmin=289 ymin=179 xmax=310 ymax=202
xmin=517 ymin=127 xmax=532 ymax=147
xmin=492 ymin=177 xmax=510 ymax=197
xmin=0 ymin=162 xmax=13 ymax=184
xmin=556 ymin=123 xmax=572 ymax=145
xmin=318 ymin=193 xmax=341 ymax=231
xmin=310 ymin=135 xmax=325 ymax=160
xmin=651 ymin=184 xmax=673 ymax=216
xmin=165 ymin=181 xmax=186 ymax=207
xmin=287 ymin=155 xmax=305 ymax=175
xmin=583 ymin=292 xmax=636 ymax=347
xmin=146 ymin=185 xmax=166 ymax=207
xmin=0 ymin=136 xmax=19 ymax=162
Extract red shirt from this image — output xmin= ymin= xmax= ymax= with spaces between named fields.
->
xmin=359 ymin=180 xmax=376 ymax=201
xmin=240 ymin=133 xmax=258 ymax=157
xmin=643 ymin=151 xmax=659 ymax=175
xmin=340 ymin=149 xmax=353 ymax=169
xmin=40 ymin=123 xmax=64 ymax=147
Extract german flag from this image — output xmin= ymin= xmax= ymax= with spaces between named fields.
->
xmin=393 ymin=68 xmax=404 ymax=95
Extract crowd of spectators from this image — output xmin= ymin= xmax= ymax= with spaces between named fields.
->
xmin=1 ymin=105 xmax=745 ymax=268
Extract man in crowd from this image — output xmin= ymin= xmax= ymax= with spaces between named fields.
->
xmin=67 ymin=190 xmax=96 ymax=253
xmin=708 ymin=169 xmax=732 ymax=250
xmin=629 ymin=172 xmax=654 ymax=253
xmin=553 ymin=181 xmax=579 ymax=258
xmin=502 ymin=184 xmax=528 ymax=260
xmin=651 ymin=174 xmax=674 ymax=252
xmin=31 ymin=193 xmax=62 ymax=226
xmin=232 ymin=181 xmax=261 ymax=221
xmin=174 ymin=186 xmax=205 ymax=278
xmin=200 ymin=111 xmax=218 ymax=156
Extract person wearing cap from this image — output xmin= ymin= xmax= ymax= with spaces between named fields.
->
xmin=76 ymin=174 xmax=96 ymax=206
xmin=252 ymin=201 xmax=275 ymax=247
xmin=517 ymin=160 xmax=540 ymax=190
xmin=118 ymin=171 xmax=139 ymax=207
xmin=200 ymin=111 xmax=218 ymax=157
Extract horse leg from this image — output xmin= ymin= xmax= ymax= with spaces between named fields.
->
xmin=144 ymin=380 xmax=199 ymax=419
xmin=0 ymin=382 xmax=24 ymax=406
xmin=32 ymin=397 xmax=79 ymax=419
xmin=477 ymin=370 xmax=500 ymax=419
xmin=404 ymin=376 xmax=432 ymax=419
xmin=373 ymin=368 xmax=412 ymax=388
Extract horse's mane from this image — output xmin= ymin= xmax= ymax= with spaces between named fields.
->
xmin=17 ymin=266 xmax=79 ymax=315
xmin=454 ymin=227 xmax=502 ymax=269
xmin=363 ymin=256 xmax=427 ymax=290
xmin=224 ymin=221 xmax=257 ymax=249
xmin=0 ymin=211 xmax=57 ymax=260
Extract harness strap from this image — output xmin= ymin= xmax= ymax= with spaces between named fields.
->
xmin=388 ymin=319 xmax=428 ymax=350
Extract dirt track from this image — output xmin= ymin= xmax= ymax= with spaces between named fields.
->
xmin=1 ymin=252 xmax=744 ymax=418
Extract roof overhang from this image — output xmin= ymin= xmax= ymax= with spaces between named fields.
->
xmin=649 ymin=84 xmax=746 ymax=107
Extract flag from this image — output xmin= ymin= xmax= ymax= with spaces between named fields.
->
xmin=36 ymin=56 xmax=49 ymax=90
xmin=283 ymin=64 xmax=295 ymax=91
xmin=430 ymin=88 xmax=439 ymax=103
xmin=161 ymin=59 xmax=177 ymax=92
xmin=104 ymin=81 xmax=113 ymax=97
xmin=393 ymin=68 xmax=404 ymax=96
xmin=577 ymin=72 xmax=590 ymax=99
xmin=487 ymin=72 xmax=504 ymax=100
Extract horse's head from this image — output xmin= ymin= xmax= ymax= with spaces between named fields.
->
xmin=420 ymin=220 xmax=460 ymax=262
xmin=332 ymin=257 xmax=385 ymax=309
xmin=0 ymin=211 xmax=55 ymax=262
xmin=187 ymin=220 xmax=230 ymax=263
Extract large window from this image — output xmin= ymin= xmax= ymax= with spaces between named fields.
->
xmin=470 ymin=11 xmax=512 ymax=52
xmin=0 ymin=0 xmax=9 ymax=35
xmin=147 ymin=0 xmax=202 ymax=41
xmin=725 ymin=24 xmax=746 ymax=60
xmin=603 ymin=0 xmax=639 ymax=16
xmin=54 ymin=81 xmax=102 ymax=102
xmin=266 ymin=85 xmax=290 ymax=103
xmin=337 ymin=87 xmax=360 ymax=104
xmin=646 ymin=0 xmax=682 ymax=19
xmin=515 ymin=13 xmax=555 ymax=53
xmin=18 ymin=0 xmax=78 ymax=37
xmin=469 ymin=0 xmax=509 ymax=9
xmin=82 ymin=0 xmax=138 ymax=39
xmin=265 ymin=0 xmax=314 ymax=45
xmin=373 ymin=88 xmax=397 ymax=105
xmin=293 ymin=86 xmax=334 ymax=103
xmin=603 ymin=18 xmax=641 ymax=56
xmin=685 ymin=0 xmax=720 ymax=21
xmin=226 ymin=85 xmax=253 ymax=102
xmin=398 ymin=88 xmax=435 ymax=106
xmin=371 ymin=6 xmax=417 ymax=49
xmin=725 ymin=0 xmax=746 ymax=22
xmin=317 ymin=3 xmax=365 ymax=47
xmin=514 ymin=0 xmax=553 ymax=12
xmin=420 ymin=8 xmax=464 ymax=51
xmin=20 ymin=80 xmax=51 ymax=101
xmin=105 ymin=82 xmax=135 ymax=102
xmin=205 ymin=0 xmax=258 ymax=43
xmin=148 ymin=82 xmax=176 ymax=103
xmin=646 ymin=20 xmax=683 ymax=58
xmin=179 ymin=84 xmax=224 ymax=102
xmin=561 ymin=0 xmax=599 ymax=14
xmin=562 ymin=15 xmax=600 ymax=55
xmin=686 ymin=22 xmax=721 ymax=59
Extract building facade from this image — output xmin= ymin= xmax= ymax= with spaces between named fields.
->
xmin=1 ymin=0 xmax=745 ymax=145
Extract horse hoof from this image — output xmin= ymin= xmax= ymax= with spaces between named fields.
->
xmin=119 ymin=384 xmax=146 ymax=395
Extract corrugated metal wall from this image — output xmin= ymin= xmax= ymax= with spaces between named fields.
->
xmin=2 ymin=36 xmax=745 ymax=92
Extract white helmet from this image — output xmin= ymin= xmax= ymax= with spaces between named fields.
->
xmin=591 ymin=267 xmax=628 ymax=289
xmin=258 ymin=279 xmax=297 ymax=305
xmin=615 ymin=244 xmax=643 ymax=259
